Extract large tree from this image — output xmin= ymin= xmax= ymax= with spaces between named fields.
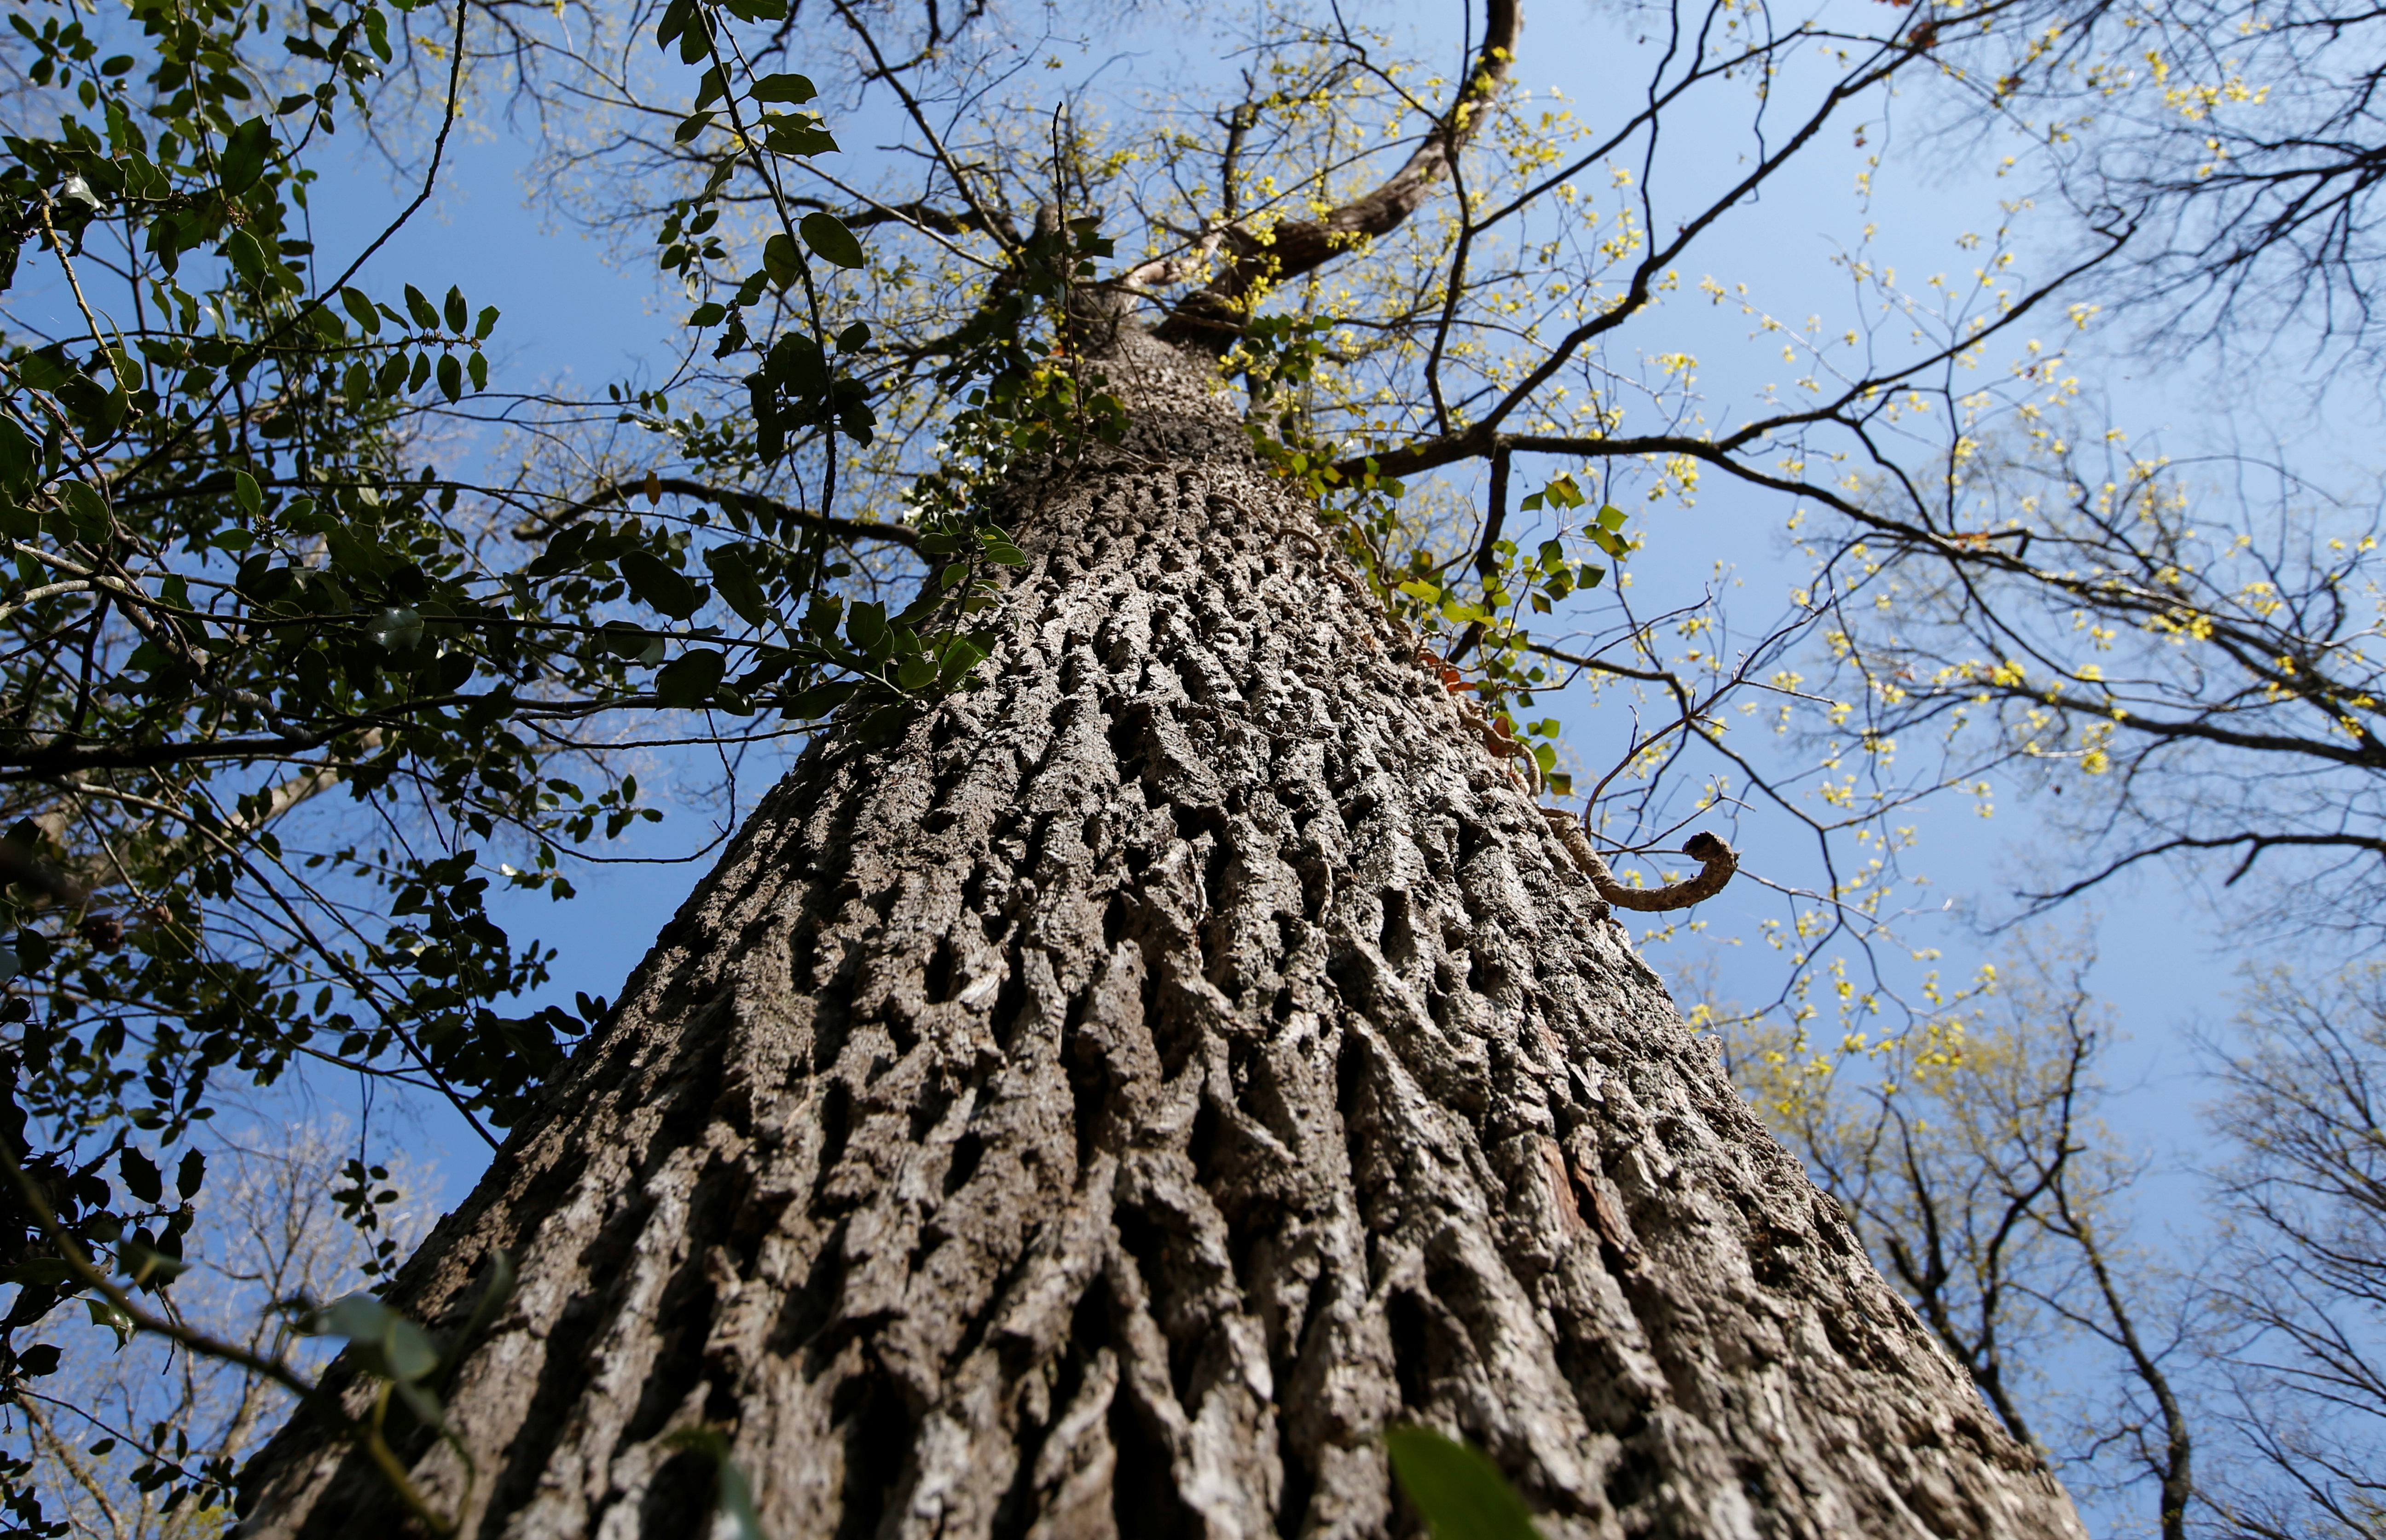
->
xmin=1 ymin=0 xmax=2177 ymax=1523
xmin=231 ymin=324 xmax=2087 ymax=1536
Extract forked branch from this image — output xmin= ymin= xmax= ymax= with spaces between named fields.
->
xmin=1151 ymin=0 xmax=1521 ymax=349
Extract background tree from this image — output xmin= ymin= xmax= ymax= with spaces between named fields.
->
xmin=2195 ymin=965 xmax=2386 ymax=1538
xmin=1953 ymin=0 xmax=2386 ymax=359
xmin=1718 ymin=930 xmax=2202 ymax=1538
xmin=10 ymin=1121 xmax=431 ymax=1538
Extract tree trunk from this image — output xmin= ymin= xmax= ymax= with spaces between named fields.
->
xmin=235 ymin=332 xmax=2085 ymax=1540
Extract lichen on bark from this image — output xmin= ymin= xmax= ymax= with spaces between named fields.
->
xmin=235 ymin=332 xmax=2086 ymax=1540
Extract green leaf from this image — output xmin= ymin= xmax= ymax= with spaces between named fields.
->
xmin=1384 ymin=1426 xmax=1544 ymax=1540
xmin=309 ymin=1292 xmax=442 ymax=1409
xmin=704 ymin=545 xmax=770 ymax=625
xmin=177 ymin=1148 xmax=205 ymax=1199
xmin=763 ymin=118 xmax=838 ymax=156
xmin=60 ymin=481 xmax=114 ymax=542
xmin=437 ymin=353 xmax=463 ymax=402
xmin=673 ymin=110 xmax=715 ymax=144
xmin=86 ymin=1296 xmax=133 ymax=1347
xmin=118 ymin=1237 xmax=188 ymax=1286
xmin=324 ymin=523 xmax=387 ymax=577
xmin=383 ymin=1315 xmax=440 ymax=1383
xmin=232 ymin=470 xmax=263 ymax=517
xmin=404 ymin=284 xmax=440 ymax=330
xmin=978 ymin=527 xmax=1027 ymax=565
xmin=763 ymin=233 xmax=801 ymax=290
xmin=938 ymin=635 xmax=989 ymax=686
xmin=118 ymin=1148 xmax=162 ymax=1205
xmin=782 ymin=681 xmax=857 ymax=718
xmin=620 ymin=550 xmax=703 ymax=619
xmin=444 ymin=286 xmax=468 ymax=332
xmin=689 ymin=302 xmax=727 ymax=327
xmin=800 ymin=212 xmax=865 ymax=270
xmin=0 ymin=418 xmax=32 ymax=496
xmin=315 ymin=1293 xmax=396 ymax=1343
xmin=467 ymin=351 xmax=489 ymax=391
xmin=17 ymin=349 xmax=75 ymax=392
xmin=224 ymin=228 xmax=267 ymax=284
xmin=475 ymin=305 xmax=500 ymax=340
xmin=846 ymin=599 xmax=891 ymax=660
xmin=750 ymin=71 xmax=817 ymax=102
xmin=655 ymin=648 xmax=726 ymax=707
xmin=369 ymin=606 xmax=425 ymax=651
xmin=441 ymin=1251 xmax=515 ymax=1387
xmin=219 ymin=117 xmax=273 ymax=195
xmin=599 ymin=622 xmax=668 ymax=665
xmin=341 ymin=287 xmax=382 ymax=335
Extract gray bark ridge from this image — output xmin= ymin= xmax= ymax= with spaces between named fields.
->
xmin=235 ymin=330 xmax=2086 ymax=1540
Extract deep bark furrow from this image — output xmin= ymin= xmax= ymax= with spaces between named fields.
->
xmin=237 ymin=334 xmax=2084 ymax=1540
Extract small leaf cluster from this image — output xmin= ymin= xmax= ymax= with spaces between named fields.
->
xmin=906 ymin=213 xmax=1132 ymax=529
xmin=1382 ymin=479 xmax=1635 ymax=792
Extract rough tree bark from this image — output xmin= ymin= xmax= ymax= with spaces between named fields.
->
xmin=234 ymin=332 xmax=2087 ymax=1539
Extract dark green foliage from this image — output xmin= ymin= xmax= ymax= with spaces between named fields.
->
xmin=0 ymin=0 xmax=1063 ymax=1520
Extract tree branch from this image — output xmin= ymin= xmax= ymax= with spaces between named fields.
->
xmin=1152 ymin=0 xmax=1521 ymax=349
